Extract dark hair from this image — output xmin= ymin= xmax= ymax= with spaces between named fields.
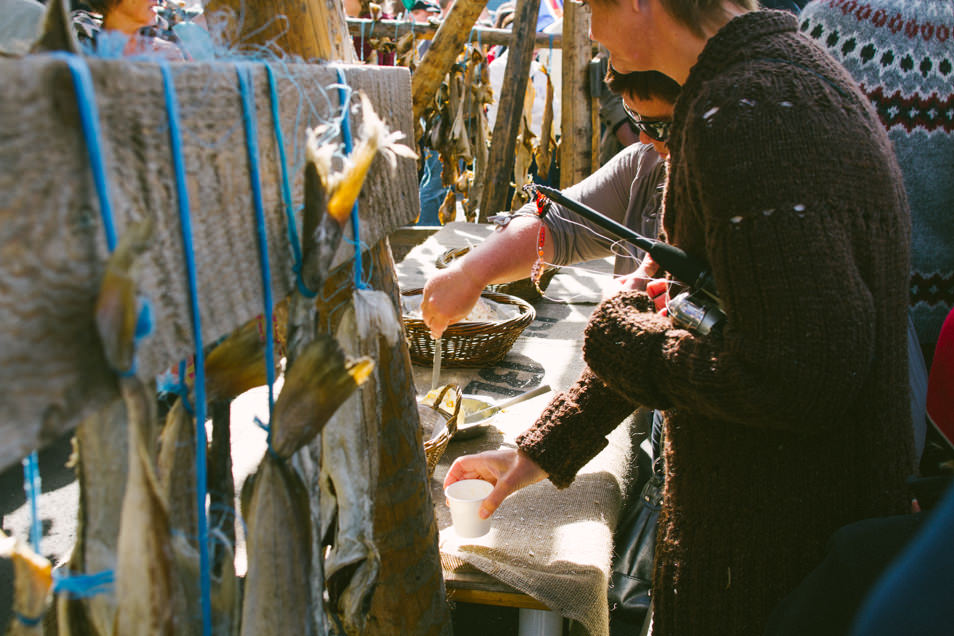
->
xmin=86 ymin=0 xmax=118 ymax=15
xmin=604 ymin=66 xmax=681 ymax=104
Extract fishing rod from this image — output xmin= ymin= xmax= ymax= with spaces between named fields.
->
xmin=532 ymin=184 xmax=725 ymax=335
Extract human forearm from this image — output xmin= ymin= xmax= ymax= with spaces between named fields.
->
xmin=516 ymin=368 xmax=637 ymax=488
xmin=421 ymin=215 xmax=554 ymax=337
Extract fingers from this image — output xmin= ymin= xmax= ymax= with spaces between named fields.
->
xmin=479 ymin=481 xmax=511 ymax=519
xmin=646 ymin=278 xmax=669 ymax=312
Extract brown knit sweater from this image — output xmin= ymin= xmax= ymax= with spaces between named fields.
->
xmin=517 ymin=10 xmax=915 ymax=635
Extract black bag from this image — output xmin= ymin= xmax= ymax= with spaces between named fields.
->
xmin=608 ymin=451 xmax=662 ymax=629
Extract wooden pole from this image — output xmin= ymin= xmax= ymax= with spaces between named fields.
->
xmin=559 ymin=0 xmax=593 ymax=188
xmin=411 ymin=0 xmax=488 ymax=121
xmin=476 ymin=0 xmax=542 ymax=220
xmin=347 ymin=17 xmax=563 ymax=49
xmin=204 ymin=0 xmax=355 ymax=62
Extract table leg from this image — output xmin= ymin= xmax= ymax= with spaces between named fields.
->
xmin=518 ymin=608 xmax=563 ymax=636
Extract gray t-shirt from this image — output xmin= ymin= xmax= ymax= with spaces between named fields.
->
xmin=517 ymin=142 xmax=667 ymax=276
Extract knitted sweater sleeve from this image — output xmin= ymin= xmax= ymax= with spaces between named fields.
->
xmin=516 ymin=367 xmax=640 ymax=488
xmin=585 ymin=64 xmax=897 ymax=433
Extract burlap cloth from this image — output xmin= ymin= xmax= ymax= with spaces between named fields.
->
xmin=428 ymin=401 xmax=636 ymax=636
xmin=402 ymin=223 xmax=638 ymax=636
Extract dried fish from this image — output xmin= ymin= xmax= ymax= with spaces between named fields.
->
xmin=94 ymin=222 xmax=194 ymax=636
xmin=317 ymin=290 xmax=402 ymax=634
xmin=157 ymin=397 xmax=197 ymax=551
xmin=203 ymin=298 xmax=288 ymax=404
xmin=1 ymin=529 xmax=52 ymax=635
xmin=238 ymin=456 xmax=312 ymax=636
xmin=58 ymin=398 xmax=128 ymax=636
xmin=534 ymin=66 xmax=556 ymax=181
xmin=437 ymin=189 xmax=457 ymax=226
xmin=270 ymin=334 xmax=373 ymax=459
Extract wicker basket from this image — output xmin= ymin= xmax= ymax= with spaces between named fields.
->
xmin=419 ymin=384 xmax=462 ymax=477
xmin=434 ymin=246 xmax=560 ymax=302
xmin=402 ymin=288 xmax=535 ymax=368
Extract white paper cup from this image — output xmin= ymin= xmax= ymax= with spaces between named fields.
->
xmin=445 ymin=479 xmax=494 ymax=538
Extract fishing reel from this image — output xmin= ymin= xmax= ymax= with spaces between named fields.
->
xmin=664 ymin=270 xmax=725 ymax=336
xmin=667 ymin=288 xmax=725 ymax=336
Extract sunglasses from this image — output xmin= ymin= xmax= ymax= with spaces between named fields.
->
xmin=623 ymin=102 xmax=673 ymax=143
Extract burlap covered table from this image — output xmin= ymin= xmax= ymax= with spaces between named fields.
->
xmin=397 ymin=223 xmax=640 ymax=636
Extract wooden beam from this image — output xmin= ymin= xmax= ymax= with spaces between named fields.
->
xmin=411 ymin=0 xmax=488 ymax=121
xmin=0 ymin=57 xmax=417 ymax=471
xmin=205 ymin=0 xmax=355 ymax=62
xmin=559 ymin=0 xmax=593 ymax=188
xmin=476 ymin=0 xmax=541 ymax=220
xmin=346 ymin=18 xmax=563 ymax=49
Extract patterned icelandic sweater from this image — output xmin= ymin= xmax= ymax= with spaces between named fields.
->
xmin=799 ymin=0 xmax=954 ymax=352
xmin=517 ymin=11 xmax=915 ymax=636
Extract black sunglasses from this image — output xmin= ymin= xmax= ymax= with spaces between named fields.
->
xmin=623 ymin=102 xmax=672 ymax=143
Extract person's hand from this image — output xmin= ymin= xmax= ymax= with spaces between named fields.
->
xmin=421 ymin=260 xmax=485 ymax=339
xmin=443 ymin=449 xmax=548 ymax=519
xmin=602 ymin=254 xmax=660 ymax=300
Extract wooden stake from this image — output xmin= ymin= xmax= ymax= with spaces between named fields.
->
xmin=559 ymin=0 xmax=593 ymax=188
xmin=411 ymin=0 xmax=489 ymax=121
xmin=476 ymin=0 xmax=542 ymax=221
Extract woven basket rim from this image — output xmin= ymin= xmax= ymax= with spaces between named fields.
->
xmin=401 ymin=287 xmax=536 ymax=330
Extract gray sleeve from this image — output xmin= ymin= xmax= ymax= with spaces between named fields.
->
xmin=540 ymin=143 xmax=665 ymax=268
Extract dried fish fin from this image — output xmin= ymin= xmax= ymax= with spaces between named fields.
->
xmin=157 ymin=397 xmax=197 ymax=551
xmin=94 ymin=220 xmax=153 ymax=374
xmin=269 ymin=334 xmax=374 ymax=459
xmin=239 ymin=456 xmax=313 ymax=636
xmin=1 ymin=529 xmax=53 ymax=635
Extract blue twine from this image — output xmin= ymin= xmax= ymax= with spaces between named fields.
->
xmin=21 ymin=452 xmax=42 ymax=552
xmin=53 ymin=569 xmax=115 ymax=598
xmin=158 ymin=60 xmax=212 ymax=636
xmin=14 ymin=611 xmax=43 ymax=627
xmin=265 ymin=65 xmax=316 ymax=299
xmin=50 ymin=51 xmax=152 ymax=377
xmin=48 ymin=52 xmax=117 ymax=252
xmin=236 ymin=65 xmax=277 ymax=434
xmin=334 ymin=68 xmax=367 ymax=290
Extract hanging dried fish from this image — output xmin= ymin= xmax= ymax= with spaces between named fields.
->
xmin=156 ymin=397 xmax=197 ymax=551
xmin=270 ymin=335 xmax=373 ymax=459
xmin=511 ymin=81 xmax=537 ymax=210
xmin=238 ymin=454 xmax=313 ymax=636
xmin=437 ymin=189 xmax=457 ymax=226
xmin=534 ymin=65 xmax=556 ymax=182
xmin=1 ymin=529 xmax=53 ymax=636
xmin=93 ymin=221 xmax=195 ymax=636
xmin=317 ymin=290 xmax=403 ymax=635
xmin=55 ymin=398 xmax=127 ymax=636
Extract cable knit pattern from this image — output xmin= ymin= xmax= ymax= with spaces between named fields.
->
xmin=518 ymin=10 xmax=915 ymax=635
xmin=798 ymin=0 xmax=954 ymax=352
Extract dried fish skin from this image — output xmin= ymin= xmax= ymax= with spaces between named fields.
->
xmin=93 ymin=219 xmax=153 ymax=375
xmin=113 ymin=378 xmax=195 ymax=636
xmin=1 ymin=529 xmax=52 ymax=635
xmin=203 ymin=298 xmax=288 ymax=404
xmin=239 ymin=455 xmax=313 ymax=636
xmin=318 ymin=291 xmax=404 ymax=634
xmin=269 ymin=334 xmax=373 ymax=459
xmin=63 ymin=399 xmax=128 ymax=636
xmin=157 ymin=397 xmax=197 ymax=552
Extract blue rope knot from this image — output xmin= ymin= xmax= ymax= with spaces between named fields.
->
xmin=53 ymin=569 xmax=116 ymax=598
